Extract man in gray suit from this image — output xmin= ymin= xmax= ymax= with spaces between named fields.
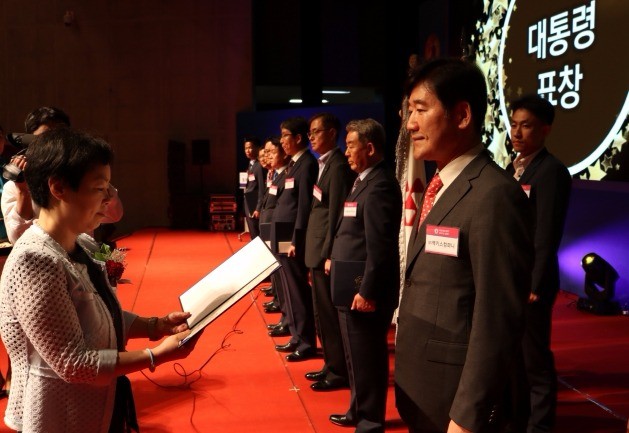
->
xmin=304 ymin=113 xmax=355 ymax=391
xmin=395 ymin=58 xmax=534 ymax=433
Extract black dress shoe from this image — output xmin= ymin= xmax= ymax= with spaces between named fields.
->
xmin=275 ymin=342 xmax=298 ymax=352
xmin=266 ymin=322 xmax=282 ymax=330
xmin=260 ymin=285 xmax=273 ymax=294
xmin=262 ymin=300 xmax=276 ymax=308
xmin=310 ymin=379 xmax=349 ymax=391
xmin=268 ymin=325 xmax=290 ymax=337
xmin=305 ymin=370 xmax=327 ymax=381
xmin=264 ymin=304 xmax=280 ymax=313
xmin=286 ymin=349 xmax=316 ymax=362
xmin=329 ymin=414 xmax=356 ymax=427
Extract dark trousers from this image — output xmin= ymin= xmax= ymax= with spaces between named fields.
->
xmin=270 ymin=271 xmax=287 ymax=327
xmin=245 ymin=216 xmax=260 ymax=239
xmin=278 ymin=255 xmax=316 ymax=352
xmin=311 ymin=267 xmax=348 ymax=382
xmin=338 ymin=306 xmax=393 ymax=433
xmin=523 ymin=297 xmax=557 ymax=433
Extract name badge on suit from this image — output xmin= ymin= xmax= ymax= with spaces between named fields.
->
xmin=344 ymin=202 xmax=358 ymax=218
xmin=313 ymin=185 xmax=323 ymax=202
xmin=425 ymin=225 xmax=460 ymax=257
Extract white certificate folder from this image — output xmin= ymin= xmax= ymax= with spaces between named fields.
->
xmin=179 ymin=237 xmax=280 ymax=344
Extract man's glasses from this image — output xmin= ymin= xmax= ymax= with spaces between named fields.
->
xmin=308 ymin=128 xmax=328 ymax=138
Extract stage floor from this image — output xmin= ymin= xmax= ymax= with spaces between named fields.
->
xmin=0 ymin=228 xmax=626 ymax=432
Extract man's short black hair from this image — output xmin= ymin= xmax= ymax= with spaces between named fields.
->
xmin=405 ymin=58 xmax=488 ymax=135
xmin=280 ymin=117 xmax=309 ymax=143
xmin=511 ymin=94 xmax=555 ymax=126
xmin=309 ymin=112 xmax=342 ymax=141
xmin=243 ymin=135 xmax=261 ymax=148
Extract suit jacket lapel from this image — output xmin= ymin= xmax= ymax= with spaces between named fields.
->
xmin=317 ymin=148 xmax=343 ymax=185
xmin=406 ymin=151 xmax=491 ymax=272
xmin=288 ymin=149 xmax=311 ymax=177
xmin=349 ymin=161 xmax=383 ymax=200
xmin=275 ymin=169 xmax=286 ymax=187
xmin=518 ymin=148 xmax=548 ymax=184
xmin=333 ymin=162 xmax=382 ymax=233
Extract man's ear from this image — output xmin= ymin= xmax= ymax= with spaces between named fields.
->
xmin=48 ymin=177 xmax=66 ymax=201
xmin=366 ymin=142 xmax=376 ymax=157
xmin=454 ymin=101 xmax=472 ymax=130
xmin=541 ymin=124 xmax=552 ymax=139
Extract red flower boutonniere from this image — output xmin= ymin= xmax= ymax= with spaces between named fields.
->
xmin=94 ymin=244 xmax=127 ymax=286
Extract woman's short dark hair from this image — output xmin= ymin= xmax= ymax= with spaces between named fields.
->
xmin=25 ymin=128 xmax=113 ymax=209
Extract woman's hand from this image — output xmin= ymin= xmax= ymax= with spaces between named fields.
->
xmin=152 ymin=329 xmax=203 ymax=365
xmin=157 ymin=312 xmax=191 ymax=338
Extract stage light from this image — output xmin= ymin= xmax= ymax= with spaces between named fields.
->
xmin=577 ymin=253 xmax=621 ymax=315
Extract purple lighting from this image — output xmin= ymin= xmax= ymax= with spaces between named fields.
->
xmin=558 ymin=180 xmax=629 ymax=310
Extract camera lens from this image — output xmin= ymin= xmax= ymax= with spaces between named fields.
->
xmin=7 ymin=133 xmax=35 ymax=149
xmin=2 ymin=163 xmax=24 ymax=182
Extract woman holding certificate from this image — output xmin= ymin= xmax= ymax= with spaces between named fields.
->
xmin=0 ymin=128 xmax=200 ymax=433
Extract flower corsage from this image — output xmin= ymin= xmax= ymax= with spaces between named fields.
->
xmin=93 ymin=243 xmax=127 ymax=286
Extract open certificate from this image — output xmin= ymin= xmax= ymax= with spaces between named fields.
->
xmin=178 ymin=237 xmax=280 ymax=345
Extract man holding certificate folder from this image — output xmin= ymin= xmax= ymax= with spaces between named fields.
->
xmin=327 ymin=119 xmax=402 ymax=432
xmin=304 ymin=113 xmax=355 ymax=392
xmin=271 ymin=117 xmax=319 ymax=361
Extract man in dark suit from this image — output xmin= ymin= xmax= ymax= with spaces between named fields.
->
xmin=271 ymin=117 xmax=319 ymax=361
xmin=258 ymin=137 xmax=291 ymax=332
xmin=243 ymin=136 xmax=265 ymax=239
xmin=328 ymin=119 xmax=402 ymax=432
xmin=304 ymin=113 xmax=355 ymax=392
xmin=395 ymin=58 xmax=534 ymax=433
xmin=507 ymin=94 xmax=572 ymax=433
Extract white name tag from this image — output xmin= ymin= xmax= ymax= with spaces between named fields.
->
xmin=285 ymin=178 xmax=295 ymax=189
xmin=425 ymin=225 xmax=460 ymax=257
xmin=239 ymin=172 xmax=247 ymax=189
xmin=344 ymin=202 xmax=358 ymax=217
xmin=521 ymin=184 xmax=531 ymax=198
xmin=248 ymin=174 xmax=255 ymax=182
xmin=313 ymin=185 xmax=323 ymax=202
xmin=269 ymin=185 xmax=278 ymax=196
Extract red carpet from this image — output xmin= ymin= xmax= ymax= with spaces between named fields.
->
xmin=0 ymin=229 xmax=626 ymax=432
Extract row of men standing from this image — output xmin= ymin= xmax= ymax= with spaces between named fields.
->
xmin=241 ymin=57 xmax=571 ymax=433
xmin=243 ymin=114 xmax=402 ymax=432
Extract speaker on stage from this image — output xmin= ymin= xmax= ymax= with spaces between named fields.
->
xmin=191 ymin=139 xmax=210 ymax=165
